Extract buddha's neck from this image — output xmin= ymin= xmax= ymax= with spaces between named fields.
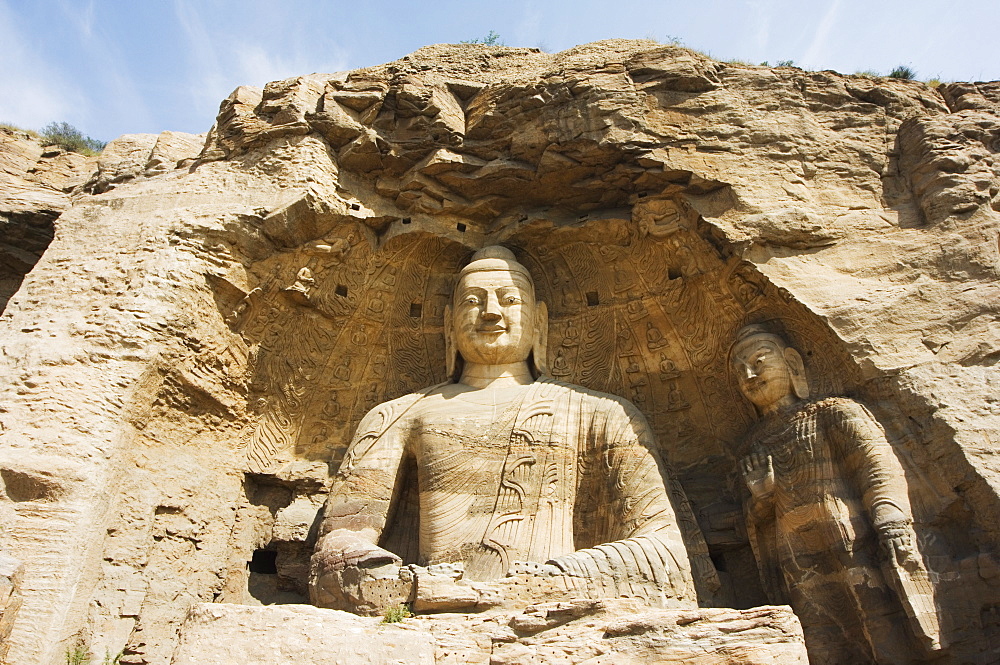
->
xmin=459 ymin=361 xmax=533 ymax=390
xmin=759 ymin=394 xmax=800 ymax=416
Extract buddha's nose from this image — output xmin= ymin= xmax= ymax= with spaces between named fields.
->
xmin=482 ymin=296 xmax=502 ymax=322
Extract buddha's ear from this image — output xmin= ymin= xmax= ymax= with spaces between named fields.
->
xmin=783 ymin=347 xmax=810 ymax=400
xmin=444 ymin=304 xmax=458 ymax=381
xmin=532 ymin=301 xmax=549 ymax=377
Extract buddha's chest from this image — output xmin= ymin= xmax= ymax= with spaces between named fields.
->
xmin=750 ymin=412 xmax=836 ymax=489
xmin=408 ymin=392 xmax=572 ymax=494
xmin=413 ymin=396 xmax=521 ymax=452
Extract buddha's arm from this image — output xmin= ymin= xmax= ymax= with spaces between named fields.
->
xmin=828 ymin=398 xmax=944 ymax=647
xmin=309 ymin=397 xmax=421 ymax=610
xmin=827 ymin=399 xmax=913 ymax=536
xmin=546 ymin=405 xmax=696 ymax=602
xmin=316 ymin=398 xmax=415 ymax=559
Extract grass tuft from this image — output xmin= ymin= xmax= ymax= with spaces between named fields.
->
xmin=65 ymin=646 xmax=121 ymax=665
xmin=66 ymin=646 xmax=89 ymax=665
xmin=1 ymin=122 xmax=40 ymax=138
xmin=461 ymin=30 xmax=503 ymax=46
xmin=382 ymin=603 xmax=413 ymax=623
xmin=888 ymin=64 xmax=917 ymax=80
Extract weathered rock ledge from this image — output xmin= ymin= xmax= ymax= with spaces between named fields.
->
xmin=171 ymin=601 xmax=807 ymax=665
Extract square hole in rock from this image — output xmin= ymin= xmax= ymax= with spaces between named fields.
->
xmin=249 ymin=549 xmax=278 ymax=574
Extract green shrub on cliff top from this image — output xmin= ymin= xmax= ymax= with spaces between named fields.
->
xmin=40 ymin=121 xmax=106 ymax=155
xmin=888 ymin=65 xmax=917 ymax=79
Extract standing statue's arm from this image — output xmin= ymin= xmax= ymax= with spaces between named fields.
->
xmin=826 ymin=399 xmax=913 ymax=540
xmin=827 ymin=398 xmax=944 ymax=650
xmin=738 ymin=444 xmax=783 ymax=602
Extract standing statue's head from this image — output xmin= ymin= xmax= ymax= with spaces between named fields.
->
xmin=730 ymin=324 xmax=809 ymax=414
xmin=445 ymin=246 xmax=548 ymax=380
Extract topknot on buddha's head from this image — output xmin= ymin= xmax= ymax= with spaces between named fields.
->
xmin=471 ymin=246 xmax=517 ymax=262
xmin=458 ymin=246 xmax=534 ymax=294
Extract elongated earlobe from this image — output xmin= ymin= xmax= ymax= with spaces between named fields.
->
xmin=444 ymin=304 xmax=459 ymax=381
xmin=532 ymin=301 xmax=549 ymax=377
xmin=783 ymin=347 xmax=810 ymax=399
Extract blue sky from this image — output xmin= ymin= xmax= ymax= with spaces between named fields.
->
xmin=2 ymin=0 xmax=997 ymax=142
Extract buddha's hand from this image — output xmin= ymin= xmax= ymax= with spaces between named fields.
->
xmin=507 ymin=560 xmax=563 ymax=577
xmin=741 ymin=450 xmax=775 ymax=499
xmin=311 ymin=529 xmax=401 ymax=575
xmin=309 ymin=529 xmax=403 ymax=609
xmin=874 ymin=507 xmax=918 ymax=570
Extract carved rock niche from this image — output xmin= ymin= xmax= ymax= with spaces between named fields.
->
xmin=4 ymin=42 xmax=999 ymax=665
xmin=212 ymin=183 xmax=857 ymax=609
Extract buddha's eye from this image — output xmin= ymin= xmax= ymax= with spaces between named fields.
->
xmin=502 ymin=294 xmax=522 ymax=305
xmin=464 ymin=295 xmax=481 ymax=306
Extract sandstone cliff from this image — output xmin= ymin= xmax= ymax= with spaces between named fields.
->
xmin=0 ymin=41 xmax=998 ymax=664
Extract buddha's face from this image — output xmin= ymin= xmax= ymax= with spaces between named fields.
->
xmin=731 ymin=335 xmax=795 ymax=411
xmin=453 ymin=269 xmax=535 ymax=366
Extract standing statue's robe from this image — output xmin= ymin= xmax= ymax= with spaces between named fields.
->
xmin=319 ymin=377 xmax=704 ymax=606
xmin=741 ymin=397 xmax=939 ymax=664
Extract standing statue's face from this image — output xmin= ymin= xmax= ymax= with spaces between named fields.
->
xmin=453 ymin=269 xmax=535 ymax=366
xmin=731 ymin=336 xmax=795 ymax=410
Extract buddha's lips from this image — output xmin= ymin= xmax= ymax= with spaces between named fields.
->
xmin=477 ymin=326 xmax=507 ymax=333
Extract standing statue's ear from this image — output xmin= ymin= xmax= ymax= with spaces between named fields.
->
xmin=444 ymin=304 xmax=458 ymax=381
xmin=783 ymin=347 xmax=810 ymax=400
xmin=532 ymin=301 xmax=549 ymax=377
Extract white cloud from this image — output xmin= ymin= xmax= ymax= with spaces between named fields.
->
xmin=173 ymin=0 xmax=231 ymax=118
xmin=56 ymin=0 xmax=155 ymax=137
xmin=800 ymin=0 xmax=842 ymax=69
xmin=514 ymin=3 xmax=543 ymax=50
xmin=0 ymin=1 xmax=82 ymax=129
xmin=231 ymin=43 xmax=347 ymax=88
xmin=746 ymin=0 xmax=773 ymax=56
xmin=172 ymin=1 xmax=347 ymax=123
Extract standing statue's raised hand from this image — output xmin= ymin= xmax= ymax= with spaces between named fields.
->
xmin=742 ymin=450 xmax=775 ymax=499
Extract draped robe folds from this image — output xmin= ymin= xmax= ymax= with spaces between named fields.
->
xmin=741 ymin=397 xmax=939 ymax=664
xmin=318 ymin=377 xmax=700 ymax=606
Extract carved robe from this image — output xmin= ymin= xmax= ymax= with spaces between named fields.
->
xmin=319 ymin=377 xmax=702 ymax=606
xmin=741 ymin=397 xmax=925 ymax=664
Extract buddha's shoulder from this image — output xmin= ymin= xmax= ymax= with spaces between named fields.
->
xmin=356 ymin=383 xmax=449 ymax=424
xmin=538 ymin=377 xmax=644 ymax=418
xmin=802 ymin=396 xmax=870 ymax=419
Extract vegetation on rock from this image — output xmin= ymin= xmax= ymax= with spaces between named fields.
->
xmin=888 ymin=64 xmax=917 ymax=79
xmin=461 ymin=30 xmax=503 ymax=46
xmin=381 ymin=603 xmax=413 ymax=623
xmin=40 ymin=122 xmax=106 ymax=155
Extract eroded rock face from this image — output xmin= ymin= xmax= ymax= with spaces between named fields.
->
xmin=0 ymin=552 xmax=23 ymax=662
xmin=170 ymin=601 xmax=808 ymax=665
xmin=0 ymin=40 xmax=998 ymax=664
xmin=84 ymin=130 xmax=206 ymax=194
xmin=0 ymin=129 xmax=96 ymax=313
xmin=0 ymin=127 xmax=205 ymax=315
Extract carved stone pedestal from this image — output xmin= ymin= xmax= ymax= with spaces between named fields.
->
xmin=171 ymin=601 xmax=807 ymax=665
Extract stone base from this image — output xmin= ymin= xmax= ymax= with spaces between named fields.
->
xmin=171 ymin=601 xmax=807 ymax=665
